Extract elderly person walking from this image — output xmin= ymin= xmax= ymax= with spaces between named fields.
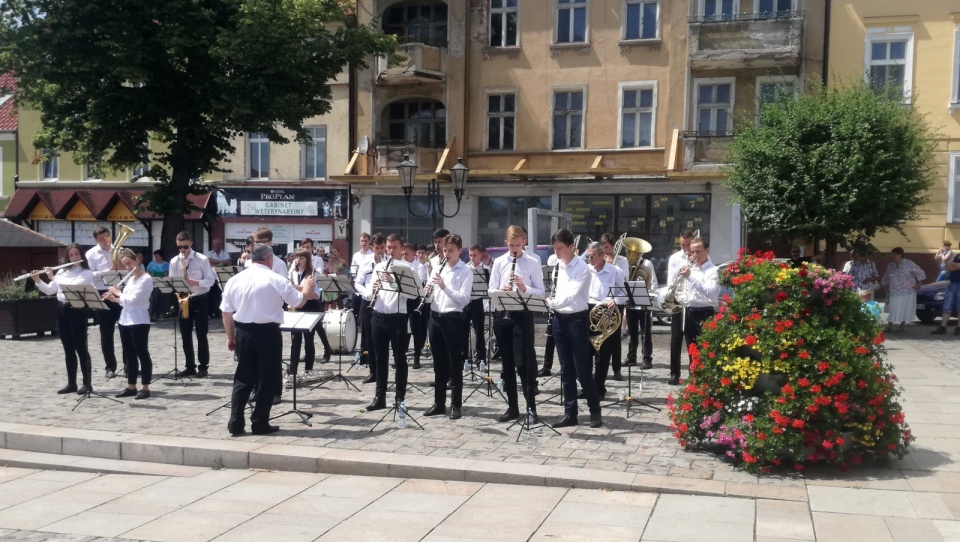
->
xmin=881 ymin=247 xmax=926 ymax=332
xmin=842 ymin=248 xmax=881 ymax=293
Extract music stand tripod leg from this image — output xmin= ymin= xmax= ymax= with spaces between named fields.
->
xmin=271 ymin=369 xmax=313 ymax=427
xmin=73 ymin=389 xmax=124 ymax=411
xmin=369 ymin=402 xmax=425 ymax=432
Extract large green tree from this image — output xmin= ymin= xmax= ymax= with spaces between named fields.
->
xmin=0 ymin=0 xmax=393 ymax=250
xmin=726 ymin=80 xmax=937 ymax=268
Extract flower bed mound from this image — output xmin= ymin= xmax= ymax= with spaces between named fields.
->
xmin=668 ymin=251 xmax=911 ymax=474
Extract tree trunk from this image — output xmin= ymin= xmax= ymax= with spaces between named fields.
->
xmin=160 ymin=154 xmax=190 ymax=258
xmin=823 ymin=240 xmax=840 ymax=271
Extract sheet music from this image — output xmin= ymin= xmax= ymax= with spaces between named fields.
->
xmin=280 ymin=311 xmax=324 ymax=332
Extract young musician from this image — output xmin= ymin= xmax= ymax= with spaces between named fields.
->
xmin=679 ymin=237 xmax=720 ymax=374
xmin=488 ymin=225 xmax=545 ymax=422
xmin=626 ymin=251 xmax=658 ymax=370
xmin=298 ymin=238 xmax=333 ymax=363
xmin=168 ymin=231 xmax=216 ymax=378
xmin=667 ymin=230 xmax=696 ymax=385
xmin=32 ymin=243 xmax=96 ymax=394
xmin=253 ymin=228 xmax=289 ymax=276
xmin=401 ymin=242 xmax=425 ymax=369
xmin=464 ymin=244 xmax=489 ymax=370
xmin=416 ymin=228 xmax=449 ymax=365
xmin=365 ymin=233 xmax=415 ymax=411
xmin=85 ymin=226 xmax=121 ymax=378
xmin=104 ymin=248 xmax=154 ymax=400
xmin=354 ymin=233 xmax=386 ymax=384
xmin=548 ymin=229 xmax=602 ymax=429
xmin=350 ymin=232 xmax=373 ymax=317
xmin=586 ymin=242 xmax=626 ymax=397
xmin=424 ymin=234 xmax=472 ymax=420
xmin=538 ymin=252 xmax=560 ymax=377
xmin=287 ymin=250 xmax=324 ymax=386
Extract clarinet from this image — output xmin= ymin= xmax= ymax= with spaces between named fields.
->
xmin=545 ymin=263 xmax=559 ymax=337
xmin=366 ymin=256 xmax=393 ymax=312
xmin=507 ymin=254 xmax=518 ymax=291
xmin=414 ymin=257 xmax=448 ymax=314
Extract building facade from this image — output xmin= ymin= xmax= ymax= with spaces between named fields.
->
xmin=0 ymin=73 xmax=16 ymax=214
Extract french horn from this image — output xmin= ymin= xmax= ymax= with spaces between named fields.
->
xmin=589 ymin=303 xmax=622 ymax=353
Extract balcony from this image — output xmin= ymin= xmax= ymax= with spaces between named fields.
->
xmin=374 ymin=141 xmax=445 ymax=176
xmin=688 ymin=12 xmax=803 ymax=70
xmin=376 ymin=42 xmax=448 ymax=86
xmin=682 ymin=132 xmax=733 ymax=171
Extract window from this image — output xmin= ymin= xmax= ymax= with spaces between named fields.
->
xmin=952 ymin=25 xmax=960 ymax=107
xmin=248 ymin=132 xmax=270 ymax=179
xmin=303 ymin=126 xmax=327 ymax=180
xmin=477 ymin=196 xmax=551 ymax=249
xmin=694 ymin=78 xmax=734 ymax=135
xmin=700 ymin=0 xmax=737 ymax=21
xmin=384 ymin=3 xmax=448 ymax=47
xmin=950 ymin=153 xmax=960 ymax=224
xmin=756 ymin=75 xmax=797 ymax=120
xmin=490 ymin=0 xmax=518 ymax=47
xmin=623 ymin=0 xmax=658 ymax=40
xmin=756 ymin=0 xmax=793 ymax=17
xmin=41 ymin=149 xmax=58 ymax=180
xmin=619 ymin=82 xmax=656 ymax=148
xmin=385 ymin=99 xmax=447 ymax=147
xmin=555 ymin=0 xmax=587 ymax=44
xmin=864 ymin=31 xmax=914 ymax=102
xmin=372 ymin=195 xmax=441 ymax=247
xmin=487 ymin=93 xmax=516 ymax=151
xmin=552 ymin=89 xmax=584 ymax=150
xmin=132 ymin=140 xmax=150 ymax=180
xmin=84 ymin=163 xmax=105 ymax=182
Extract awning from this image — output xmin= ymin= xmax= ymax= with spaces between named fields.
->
xmin=3 ymin=187 xmax=213 ymax=222
xmin=120 ymin=190 xmax=212 ymax=221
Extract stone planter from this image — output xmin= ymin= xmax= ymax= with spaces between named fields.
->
xmin=0 ymin=297 xmax=59 ymax=339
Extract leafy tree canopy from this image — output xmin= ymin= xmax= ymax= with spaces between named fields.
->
xmin=726 ymin=80 xmax=937 ymax=266
xmin=0 ymin=0 xmax=394 ymax=247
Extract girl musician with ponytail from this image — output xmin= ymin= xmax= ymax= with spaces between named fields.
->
xmin=286 ymin=249 xmax=324 ymax=387
xmin=31 ymin=243 xmax=96 ymax=395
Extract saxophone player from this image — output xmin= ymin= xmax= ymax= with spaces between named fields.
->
xmin=586 ymin=243 xmax=626 ymax=399
xmin=168 ymin=232 xmax=216 ymax=378
xmin=675 ymin=237 xmax=720 ymax=384
xmin=667 ymin=229 xmax=696 ymax=385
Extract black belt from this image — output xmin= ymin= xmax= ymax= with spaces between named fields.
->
xmin=373 ymin=312 xmax=405 ymax=318
xmin=554 ymin=310 xmax=589 ymax=320
xmin=235 ymin=321 xmax=280 ymax=330
xmin=431 ymin=311 xmax=462 ymax=318
xmin=497 ymin=310 xmax=527 ymax=317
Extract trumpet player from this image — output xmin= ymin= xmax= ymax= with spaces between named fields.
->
xmin=103 ymin=248 xmax=154 ymax=399
xmin=86 ymin=226 xmax=122 ymax=379
xmin=675 ymin=237 xmax=720 ymax=384
xmin=31 ymin=243 xmax=95 ymax=395
xmin=667 ymin=230 xmax=696 ymax=385
xmin=424 ymin=234 xmax=472 ymax=420
xmin=168 ymin=232 xmax=216 ymax=378
xmin=586 ymin=243 xmax=626 ymax=398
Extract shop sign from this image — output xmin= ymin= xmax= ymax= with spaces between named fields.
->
xmin=106 ymin=201 xmax=137 ymax=222
xmin=65 ymin=200 xmax=95 ymax=221
xmin=216 ymin=187 xmax=347 ymax=218
xmin=335 ymin=219 xmax=347 ymax=240
xmin=28 ymin=201 xmax=55 ymax=221
xmin=240 ymin=200 xmax=317 ymax=216
xmin=291 ymin=224 xmax=333 ymax=241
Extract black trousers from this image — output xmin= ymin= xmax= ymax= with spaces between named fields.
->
xmin=57 ymin=303 xmax=92 ymax=387
xmin=372 ymin=312 xmax=409 ymax=402
xmin=542 ymin=328 xmax=556 ymax=372
xmin=493 ymin=311 xmax=537 ymax=412
xmin=414 ymin=302 xmax=430 ymax=357
xmin=359 ymin=299 xmax=375 ymax=376
xmin=553 ymin=310 xmax=601 ymax=419
xmin=429 ymin=311 xmax=467 ymax=408
xmin=669 ymin=310 xmax=685 ymax=378
xmin=683 ymin=306 xmax=715 ymax=361
xmin=97 ymin=298 xmax=121 ymax=372
xmin=179 ymin=294 xmax=210 ymax=370
xmin=289 ymin=300 xmax=332 ymax=374
xmin=119 ymin=324 xmax=152 ymax=386
xmin=626 ymin=308 xmax=653 ymax=364
xmin=229 ymin=322 xmax=282 ymax=433
xmin=592 ymin=323 xmax=621 ymax=395
xmin=464 ymin=299 xmax=486 ymax=363
xmin=405 ymin=298 xmax=421 ymax=356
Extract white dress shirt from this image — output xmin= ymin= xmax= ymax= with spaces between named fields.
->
xmin=431 ymin=260 xmax=472 ymax=313
xmin=118 ymin=273 xmax=153 ymax=326
xmin=35 ymin=266 xmax=95 ymax=303
xmin=351 ymin=249 xmax=372 ymax=278
xmin=612 ymin=254 xmax=630 ymax=278
xmin=372 ymin=260 xmax=415 ymax=314
xmin=85 ymin=245 xmax=113 ymax=290
xmin=549 ymin=256 xmax=591 ymax=314
xmin=685 ymin=258 xmax=720 ymax=309
xmin=289 ymin=265 xmax=322 ymax=298
xmin=311 ymin=255 xmax=326 ymax=275
xmin=412 ymin=260 xmax=429 ymax=285
xmin=168 ymin=250 xmax=216 ymax=295
xmin=354 ymin=255 xmax=382 ymax=299
xmin=488 ymin=251 xmax=546 ymax=297
xmin=221 ymin=263 xmax=305 ymax=324
xmin=667 ymin=249 xmax=691 ymax=287
xmin=627 ymin=258 xmax=659 ymax=309
xmin=589 ymin=262 xmax=626 ymax=306
xmin=205 ymin=249 xmax=232 ymax=266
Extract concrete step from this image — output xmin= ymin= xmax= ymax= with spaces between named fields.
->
xmin=0 ymin=447 xmax=208 ymax=477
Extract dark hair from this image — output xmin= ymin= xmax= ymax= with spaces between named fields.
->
xmin=417 ymin=244 xmax=427 ymax=251
xmin=294 ymin=249 xmax=314 ymax=274
xmin=253 ymin=227 xmax=273 ymax=242
xmin=402 ymin=242 xmax=416 ymax=251
xmin=680 ymin=229 xmax=696 ymax=239
xmin=301 ymin=237 xmax=314 ymax=247
xmin=691 ymin=237 xmax=710 ymax=249
xmin=176 ymin=231 xmax=191 ymax=242
xmin=92 ymin=226 xmax=110 ymax=239
xmin=551 ymin=228 xmax=575 ymax=246
xmin=117 ymin=248 xmax=138 ymax=264
xmin=891 ymin=247 xmax=904 ymax=256
xmin=469 ymin=244 xmax=483 ymax=252
xmin=153 ymin=249 xmax=164 ymax=258
xmin=359 ymin=232 xmax=371 ymax=241
xmin=371 ymin=232 xmax=386 ymax=245
xmin=432 ymin=228 xmax=450 ymax=239
xmin=443 ymin=234 xmax=463 ymax=249
xmin=599 ymin=233 xmax=616 ymax=245
xmin=245 ymin=236 xmax=254 ymax=246
xmin=386 ymin=233 xmax=404 ymax=244
xmin=64 ymin=243 xmax=90 ymax=269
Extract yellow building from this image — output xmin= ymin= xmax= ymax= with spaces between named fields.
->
xmin=828 ymin=1 xmax=960 ymax=265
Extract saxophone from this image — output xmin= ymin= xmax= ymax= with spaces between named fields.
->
xmin=178 ymin=254 xmax=191 ymax=319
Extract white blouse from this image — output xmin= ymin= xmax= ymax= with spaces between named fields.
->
xmin=118 ymin=273 xmax=154 ymax=326
xmin=35 ymin=266 xmax=95 ymax=303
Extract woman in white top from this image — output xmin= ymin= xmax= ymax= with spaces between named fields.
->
xmin=287 ymin=249 xmax=324 ymax=384
xmin=31 ymin=243 xmax=96 ymax=395
xmin=103 ymin=248 xmax=154 ymax=399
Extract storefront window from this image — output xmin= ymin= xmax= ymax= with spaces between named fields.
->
xmin=477 ymin=196 xmax=551 ymax=250
xmin=372 ymin=195 xmax=442 ymax=248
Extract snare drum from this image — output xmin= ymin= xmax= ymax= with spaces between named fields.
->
xmin=322 ymin=309 xmax=358 ymax=353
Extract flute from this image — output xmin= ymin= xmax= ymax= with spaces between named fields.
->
xmin=13 ymin=261 xmax=78 ymax=282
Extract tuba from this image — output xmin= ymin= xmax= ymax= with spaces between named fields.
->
xmin=623 ymin=237 xmax=653 ymax=287
xmin=589 ymin=303 xmax=622 ymax=353
xmin=110 ymin=224 xmax=136 ymax=268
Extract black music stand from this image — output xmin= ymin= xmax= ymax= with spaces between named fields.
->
xmin=151 ymin=277 xmax=192 ymax=385
xmin=369 ymin=265 xmax=425 ymax=431
xmin=275 ymin=311 xmax=324 ymax=426
xmin=99 ymin=271 xmax=131 ymax=379
xmin=491 ymin=290 xmax=560 ymax=441
xmin=313 ymin=275 xmax=360 ymax=392
xmin=60 ymin=285 xmax=125 ymax=410
xmin=464 ymin=267 xmax=506 ymax=404
xmin=607 ymin=281 xmax=660 ymax=417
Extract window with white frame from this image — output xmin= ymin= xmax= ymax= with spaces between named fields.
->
xmin=552 ymin=89 xmax=584 ymax=149
xmin=555 ymin=0 xmax=587 ymax=44
xmin=950 ymin=152 xmax=960 ymax=224
xmin=756 ymin=75 xmax=797 ymax=120
xmin=952 ymin=25 xmax=960 ymax=107
xmin=623 ymin=0 xmax=658 ymax=40
xmin=694 ymin=78 xmax=734 ymax=135
xmin=248 ymin=132 xmax=270 ymax=179
xmin=620 ymin=82 xmax=656 ymax=148
xmin=865 ymin=31 xmax=913 ymax=102
xmin=490 ymin=0 xmax=518 ymax=47
xmin=487 ymin=93 xmax=516 ymax=151
xmin=756 ymin=0 xmax=793 ymax=17
xmin=303 ymin=126 xmax=327 ymax=180
xmin=700 ymin=0 xmax=737 ymax=21
xmin=41 ymin=149 xmax=58 ymax=180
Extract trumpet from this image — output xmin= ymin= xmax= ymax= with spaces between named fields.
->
xmin=415 ymin=257 xmax=447 ymax=314
xmin=13 ymin=261 xmax=79 ymax=282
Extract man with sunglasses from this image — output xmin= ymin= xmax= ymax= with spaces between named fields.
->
xmin=169 ymin=232 xmax=216 ymax=377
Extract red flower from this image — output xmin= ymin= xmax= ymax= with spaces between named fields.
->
xmin=855 ymin=346 xmax=871 ymax=356
xmin=817 ymin=361 xmax=830 ymax=372
xmin=798 ymin=269 xmax=808 ymax=278
xmin=810 ymin=384 xmax=822 ymax=394
xmin=681 ymin=403 xmax=692 ymax=411
xmin=720 ymin=377 xmax=732 ymax=386
xmin=798 ymin=351 xmax=811 ymax=360
xmin=822 ymin=440 xmax=834 ymax=449
xmin=794 ymin=463 xmax=805 ymax=471
xmin=797 ymin=378 xmax=811 ymax=387
xmin=744 ymin=414 xmax=754 ymax=423
xmin=791 ymin=419 xmax=805 ymax=429
xmin=742 ymin=452 xmax=758 ymax=463
xmin=775 ymin=291 xmax=788 ymax=302
xmin=745 ymin=335 xmax=757 ymax=345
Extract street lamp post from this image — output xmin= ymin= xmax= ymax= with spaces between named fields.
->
xmin=398 ymin=154 xmax=469 ymax=232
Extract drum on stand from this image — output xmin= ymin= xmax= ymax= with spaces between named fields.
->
xmin=323 ymin=309 xmax=357 ymax=353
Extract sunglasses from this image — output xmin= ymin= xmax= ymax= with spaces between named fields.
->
xmin=177 ymin=245 xmax=191 ymax=250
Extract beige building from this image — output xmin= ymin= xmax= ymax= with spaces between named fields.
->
xmin=828 ymin=1 xmax=960 ymax=269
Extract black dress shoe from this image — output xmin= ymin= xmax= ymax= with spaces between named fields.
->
xmin=589 ymin=414 xmax=603 ymax=428
xmin=105 ymin=370 xmax=116 ymax=379
xmin=196 ymin=369 xmax=208 ymax=378
xmin=362 ymin=373 xmax=375 ymax=384
xmin=182 ymin=367 xmax=198 ymax=377
xmin=366 ymin=397 xmax=387 ymax=411
xmin=76 ymin=385 xmax=92 ymax=395
xmin=136 ymin=389 xmax=151 ymax=400
xmin=537 ymin=368 xmax=552 ymax=377
xmin=424 ymin=404 xmax=446 ymax=417
xmin=228 ymin=427 xmax=246 ymax=437
xmin=642 ymin=361 xmax=653 ymax=370
xmin=498 ymin=409 xmax=521 ymax=422
xmin=449 ymin=406 xmax=462 ymax=420
xmin=57 ymin=384 xmax=78 ymax=395
xmin=116 ymin=388 xmax=137 ymax=398
xmin=624 ymin=359 xmax=637 ymax=367
xmin=576 ymin=390 xmax=585 ymax=400
xmin=668 ymin=376 xmax=680 ymax=385
xmin=322 ymin=353 xmax=332 ymax=364
xmin=251 ymin=425 xmax=280 ymax=435
xmin=412 ymin=359 xmax=421 ymax=369
xmin=613 ymin=372 xmax=623 ymax=381
xmin=552 ymin=416 xmax=578 ymax=428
